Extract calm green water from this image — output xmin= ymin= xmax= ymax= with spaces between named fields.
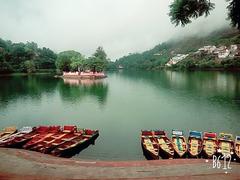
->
xmin=0 ymin=70 xmax=240 ymax=160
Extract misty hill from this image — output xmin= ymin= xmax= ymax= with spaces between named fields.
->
xmin=115 ymin=28 xmax=240 ymax=70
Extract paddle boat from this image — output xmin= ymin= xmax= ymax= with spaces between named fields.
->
xmin=0 ymin=127 xmax=33 ymax=147
xmin=51 ymin=129 xmax=99 ymax=157
xmin=30 ymin=125 xmax=78 ymax=152
xmin=235 ymin=136 xmax=240 ymax=162
xmin=188 ymin=131 xmax=203 ymax=158
xmin=202 ymin=132 xmax=218 ymax=158
xmin=153 ymin=130 xmax=174 ymax=159
xmin=23 ymin=126 xmax=60 ymax=149
xmin=171 ymin=130 xmax=187 ymax=158
xmin=0 ymin=127 xmax=17 ymax=140
xmin=141 ymin=130 xmax=159 ymax=160
xmin=217 ymin=133 xmax=234 ymax=157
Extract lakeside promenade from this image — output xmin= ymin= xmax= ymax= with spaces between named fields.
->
xmin=0 ymin=148 xmax=239 ymax=179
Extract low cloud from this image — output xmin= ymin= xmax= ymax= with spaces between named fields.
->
xmin=0 ymin=0 xmax=230 ymax=60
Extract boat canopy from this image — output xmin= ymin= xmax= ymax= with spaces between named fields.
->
xmin=219 ymin=133 xmax=233 ymax=141
xmin=19 ymin=127 xmax=33 ymax=133
xmin=189 ymin=131 xmax=202 ymax=138
xmin=204 ymin=132 xmax=217 ymax=139
xmin=236 ymin=136 xmax=240 ymax=141
xmin=172 ymin=129 xmax=183 ymax=136
xmin=142 ymin=130 xmax=152 ymax=136
xmin=153 ymin=130 xmax=165 ymax=136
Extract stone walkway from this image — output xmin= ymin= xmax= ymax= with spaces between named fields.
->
xmin=0 ymin=148 xmax=239 ymax=179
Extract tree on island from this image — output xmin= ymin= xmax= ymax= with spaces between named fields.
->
xmin=88 ymin=46 xmax=108 ymax=72
xmin=56 ymin=50 xmax=84 ymax=72
xmin=169 ymin=0 xmax=240 ymax=30
xmin=55 ymin=47 xmax=109 ymax=73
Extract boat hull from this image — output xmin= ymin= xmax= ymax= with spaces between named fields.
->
xmin=158 ymin=147 xmax=173 ymax=159
xmin=188 ymin=138 xmax=203 ymax=158
xmin=202 ymin=140 xmax=217 ymax=159
xmin=157 ymin=137 xmax=174 ymax=159
xmin=172 ymin=137 xmax=187 ymax=158
xmin=51 ymin=132 xmax=99 ymax=157
xmin=141 ymin=143 xmax=159 ymax=160
xmin=218 ymin=140 xmax=234 ymax=157
xmin=235 ymin=143 xmax=240 ymax=162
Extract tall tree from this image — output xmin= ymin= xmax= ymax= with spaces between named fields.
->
xmin=93 ymin=46 xmax=107 ymax=61
xmin=70 ymin=55 xmax=86 ymax=71
xmin=169 ymin=0 xmax=240 ymax=30
xmin=88 ymin=47 xmax=108 ymax=72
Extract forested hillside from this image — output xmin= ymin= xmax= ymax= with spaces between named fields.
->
xmin=115 ymin=28 xmax=240 ymax=70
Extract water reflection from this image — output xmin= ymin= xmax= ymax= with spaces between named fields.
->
xmin=118 ymin=70 xmax=240 ymax=105
xmin=58 ymin=78 xmax=108 ymax=105
xmin=63 ymin=78 xmax=104 ymax=87
xmin=0 ymin=75 xmax=58 ymax=108
xmin=0 ymin=75 xmax=109 ymax=109
xmin=163 ymin=71 xmax=240 ymax=105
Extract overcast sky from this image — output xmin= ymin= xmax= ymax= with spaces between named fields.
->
xmin=0 ymin=0 xmax=230 ymax=60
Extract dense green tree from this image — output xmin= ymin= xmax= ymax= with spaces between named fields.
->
xmin=0 ymin=38 xmax=57 ymax=74
xmin=0 ymin=53 xmax=13 ymax=73
xmin=37 ymin=47 xmax=57 ymax=69
xmin=56 ymin=50 xmax=83 ymax=72
xmin=93 ymin=46 xmax=107 ymax=61
xmin=22 ymin=60 xmax=36 ymax=73
xmin=227 ymin=0 xmax=240 ymax=29
xmin=0 ymin=37 xmax=111 ymax=74
xmin=0 ymin=38 xmax=7 ymax=49
xmin=70 ymin=55 xmax=86 ymax=71
xmin=169 ymin=0 xmax=240 ymax=29
xmin=87 ymin=56 xmax=107 ymax=72
xmin=88 ymin=47 xmax=108 ymax=72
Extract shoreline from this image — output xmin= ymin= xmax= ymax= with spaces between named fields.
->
xmin=0 ymin=148 xmax=239 ymax=179
xmin=167 ymin=67 xmax=240 ymax=72
xmin=1 ymin=67 xmax=240 ymax=77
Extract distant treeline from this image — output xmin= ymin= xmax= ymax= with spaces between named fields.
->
xmin=0 ymin=39 xmax=57 ymax=74
xmin=115 ymin=28 xmax=240 ymax=70
xmin=0 ymin=38 xmax=115 ymax=74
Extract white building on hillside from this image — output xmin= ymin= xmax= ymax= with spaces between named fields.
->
xmin=198 ymin=46 xmax=216 ymax=54
xmin=166 ymin=54 xmax=189 ymax=66
xmin=214 ymin=46 xmax=230 ymax=59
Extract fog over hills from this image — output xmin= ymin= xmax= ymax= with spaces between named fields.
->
xmin=0 ymin=0 xmax=230 ymax=60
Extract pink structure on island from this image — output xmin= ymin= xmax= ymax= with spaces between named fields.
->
xmin=63 ymin=71 xmax=106 ymax=79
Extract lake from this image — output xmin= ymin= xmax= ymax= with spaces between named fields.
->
xmin=0 ymin=70 xmax=240 ymax=160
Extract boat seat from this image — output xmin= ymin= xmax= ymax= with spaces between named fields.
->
xmin=142 ymin=135 xmax=153 ymax=138
xmin=144 ymin=139 xmax=155 ymax=152
xmin=174 ymin=138 xmax=184 ymax=151
xmin=237 ymin=145 xmax=240 ymax=153
xmin=190 ymin=139 xmax=199 ymax=155
xmin=204 ymin=141 xmax=215 ymax=154
xmin=158 ymin=139 xmax=171 ymax=153
xmin=221 ymin=142 xmax=230 ymax=153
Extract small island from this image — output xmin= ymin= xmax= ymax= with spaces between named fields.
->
xmin=56 ymin=46 xmax=109 ymax=79
xmin=62 ymin=71 xmax=107 ymax=79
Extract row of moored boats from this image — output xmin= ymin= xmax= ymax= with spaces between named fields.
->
xmin=141 ymin=130 xmax=240 ymax=161
xmin=0 ymin=126 xmax=99 ymax=157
